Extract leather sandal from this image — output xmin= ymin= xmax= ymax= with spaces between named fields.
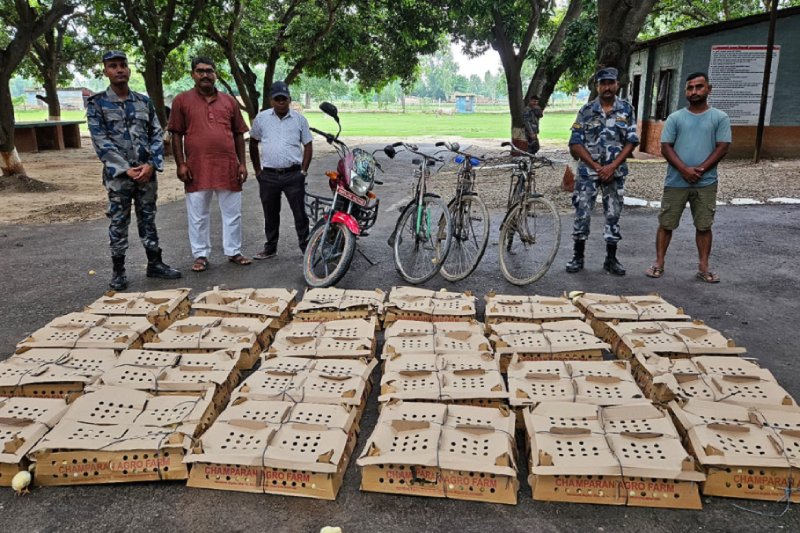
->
xmin=192 ymin=257 xmax=209 ymax=272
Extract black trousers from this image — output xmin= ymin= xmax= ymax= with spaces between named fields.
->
xmin=256 ymin=169 xmax=309 ymax=253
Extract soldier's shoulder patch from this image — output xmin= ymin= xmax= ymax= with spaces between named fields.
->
xmin=616 ymin=117 xmax=628 ymax=124
xmin=572 ymin=122 xmax=583 ymax=130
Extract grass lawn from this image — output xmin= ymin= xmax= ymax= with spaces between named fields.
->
xmin=307 ymin=111 xmax=575 ymax=140
xmin=12 ymin=108 xmax=577 ymax=140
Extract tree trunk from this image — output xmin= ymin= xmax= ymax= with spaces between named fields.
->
xmin=142 ymin=56 xmax=172 ymax=155
xmin=401 ymin=91 xmax=406 ymax=113
xmin=0 ymin=75 xmax=27 ymax=176
xmin=226 ymin=54 xmax=257 ymax=121
xmin=261 ymin=51 xmax=281 ymax=111
xmin=526 ymin=0 xmax=583 ymax=109
xmin=42 ymin=72 xmax=61 ymax=120
xmin=594 ymin=0 xmax=659 ymax=99
xmin=506 ymin=70 xmax=526 ymax=149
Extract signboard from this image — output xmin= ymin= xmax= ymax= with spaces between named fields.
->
xmin=708 ymin=45 xmax=780 ymax=126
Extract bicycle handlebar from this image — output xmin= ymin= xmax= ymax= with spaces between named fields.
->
xmin=500 ymin=142 xmax=554 ymax=167
xmin=392 ymin=142 xmax=444 ymax=163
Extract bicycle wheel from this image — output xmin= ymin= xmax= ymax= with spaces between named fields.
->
xmin=303 ymin=222 xmax=356 ymax=287
xmin=394 ymin=196 xmax=452 ymax=284
xmin=498 ymin=196 xmax=561 ymax=285
xmin=438 ymin=194 xmax=490 ymax=282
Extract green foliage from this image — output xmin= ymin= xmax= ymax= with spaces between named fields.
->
xmin=12 ymin=94 xmax=26 ymax=108
xmin=557 ymin=0 xmax=597 ymax=93
xmin=643 ymin=0 xmax=800 ymax=38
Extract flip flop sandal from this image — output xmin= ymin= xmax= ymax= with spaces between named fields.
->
xmin=227 ymin=254 xmax=252 ymax=266
xmin=646 ymin=265 xmax=664 ymax=278
xmin=697 ymin=271 xmax=720 ymax=283
xmin=192 ymin=257 xmax=208 ymax=272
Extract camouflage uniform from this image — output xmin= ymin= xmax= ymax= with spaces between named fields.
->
xmin=568 ymin=96 xmax=638 ymax=243
xmin=87 ymin=87 xmax=164 ymax=257
xmin=522 ymin=104 xmax=541 ymax=154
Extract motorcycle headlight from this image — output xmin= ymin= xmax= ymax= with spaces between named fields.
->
xmin=350 ymin=169 xmax=370 ymax=195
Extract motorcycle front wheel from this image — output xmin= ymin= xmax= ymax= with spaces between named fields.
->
xmin=303 ymin=222 xmax=356 ymax=287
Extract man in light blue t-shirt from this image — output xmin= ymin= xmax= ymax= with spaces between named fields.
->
xmin=646 ymin=72 xmax=731 ymax=283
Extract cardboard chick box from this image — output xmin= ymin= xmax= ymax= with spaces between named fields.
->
xmin=192 ymin=287 xmax=298 ymax=330
xmin=293 ymin=288 xmax=386 ymax=325
xmin=267 ymin=318 xmax=377 ymax=360
xmin=185 ymin=399 xmax=358 ymax=498
xmin=524 ymin=401 xmax=705 ymax=509
xmin=96 ymin=349 xmax=243 ymax=431
xmin=484 ymin=293 xmax=584 ymax=330
xmin=382 ymin=319 xmax=490 ymax=360
xmin=29 ymin=386 xmax=216 ymax=485
xmin=0 ymin=348 xmax=118 ymax=398
xmin=357 ymin=401 xmax=519 ymax=504
xmin=235 ymin=357 xmax=377 ymax=426
xmin=16 ymin=313 xmax=156 ymax=355
xmin=600 ymin=320 xmax=745 ymax=360
xmin=490 ymin=320 xmax=610 ymax=372
xmin=670 ymin=399 xmax=800 ymax=502
xmin=0 ymin=397 xmax=70 ymax=485
xmin=575 ymin=293 xmax=692 ymax=337
xmin=379 ymin=357 xmax=508 ymax=408
xmin=507 ymin=359 xmax=645 ymax=410
xmin=632 ymin=351 xmax=798 ymax=411
xmin=83 ymin=289 xmax=191 ymax=332
xmin=383 ymin=287 xmax=477 ymax=328
xmin=145 ymin=317 xmax=275 ymax=370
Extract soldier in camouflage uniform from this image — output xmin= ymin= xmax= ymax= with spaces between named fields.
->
xmin=566 ymin=68 xmax=639 ymax=276
xmin=87 ymin=50 xmax=181 ymax=290
xmin=522 ymin=94 xmax=542 ymax=155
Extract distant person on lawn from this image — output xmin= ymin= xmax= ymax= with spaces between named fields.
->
xmin=522 ymin=94 xmax=543 ymax=155
xmin=87 ymin=50 xmax=181 ymax=290
xmin=646 ymin=72 xmax=731 ymax=283
xmin=168 ymin=56 xmax=251 ymax=272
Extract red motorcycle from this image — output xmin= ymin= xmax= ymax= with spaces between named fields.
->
xmin=303 ymin=102 xmax=386 ymax=287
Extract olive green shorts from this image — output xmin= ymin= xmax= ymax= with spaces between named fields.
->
xmin=658 ymin=182 xmax=718 ymax=231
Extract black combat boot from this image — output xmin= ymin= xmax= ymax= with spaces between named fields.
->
xmin=145 ymin=249 xmax=182 ymax=279
xmin=603 ymin=243 xmax=626 ymax=276
xmin=566 ymin=240 xmax=585 ymax=273
xmin=110 ymin=255 xmax=128 ymax=291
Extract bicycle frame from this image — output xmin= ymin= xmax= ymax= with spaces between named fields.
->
xmin=394 ymin=143 xmax=445 ymax=241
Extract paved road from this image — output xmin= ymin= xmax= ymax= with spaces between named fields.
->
xmin=1 ymin=144 xmax=799 ymax=532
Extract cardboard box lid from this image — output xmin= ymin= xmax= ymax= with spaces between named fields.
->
xmin=635 ymin=352 xmax=796 ymax=410
xmin=489 ymin=319 xmax=596 ymax=338
xmin=184 ymin=400 xmax=354 ymax=472
xmin=295 ymin=288 xmax=386 ymax=312
xmin=32 ymin=420 xmax=188 ymax=452
xmin=525 ymin=402 xmax=704 ymax=481
xmin=0 ymin=397 xmax=71 ymax=463
xmin=383 ymin=331 xmax=491 ymax=358
xmin=384 ymin=320 xmax=485 ymax=338
xmin=17 ymin=313 xmax=154 ymax=351
xmin=9 ymin=347 xmax=119 ymax=375
xmin=484 ymin=294 xmax=584 ymax=321
xmin=379 ymin=366 xmax=508 ymax=403
xmin=357 ymin=401 xmax=516 ymax=476
xmin=84 ymin=288 xmax=191 ymax=317
xmin=670 ymin=399 xmax=800 ymax=468
xmin=145 ymin=317 xmax=272 ymax=350
xmin=384 ymin=352 xmax=499 ymax=374
xmin=608 ymin=321 xmax=745 ymax=355
xmin=576 ymin=293 xmax=691 ymax=322
xmin=268 ymin=319 xmax=375 ymax=358
xmin=99 ymin=349 xmax=238 ymax=392
xmin=492 ymin=326 xmax=609 ymax=355
xmin=507 ymin=359 xmax=643 ymax=407
xmin=387 ymin=287 xmax=476 ymax=316
xmin=0 ymin=358 xmax=111 ymax=388
xmin=192 ymin=287 xmax=297 ymax=319
xmin=235 ymin=358 xmax=376 ymax=405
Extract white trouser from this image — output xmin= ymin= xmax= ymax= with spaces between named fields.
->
xmin=185 ymin=189 xmax=242 ymax=258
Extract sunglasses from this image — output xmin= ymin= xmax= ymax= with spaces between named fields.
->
xmin=194 ymin=68 xmax=216 ymax=75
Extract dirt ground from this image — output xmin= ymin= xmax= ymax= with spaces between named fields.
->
xmin=2 ymin=133 xmax=799 ymax=224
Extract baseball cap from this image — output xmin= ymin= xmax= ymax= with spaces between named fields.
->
xmin=102 ymin=50 xmax=127 ymax=62
xmin=596 ymin=68 xmax=618 ymax=81
xmin=270 ymin=81 xmax=291 ymax=99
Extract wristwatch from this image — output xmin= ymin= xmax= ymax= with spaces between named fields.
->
xmin=300 ymin=170 xmax=308 ymax=177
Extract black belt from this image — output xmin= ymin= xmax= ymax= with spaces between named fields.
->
xmin=262 ymin=165 xmax=301 ymax=175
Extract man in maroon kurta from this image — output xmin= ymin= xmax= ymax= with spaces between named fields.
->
xmin=168 ymin=56 xmax=251 ymax=271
